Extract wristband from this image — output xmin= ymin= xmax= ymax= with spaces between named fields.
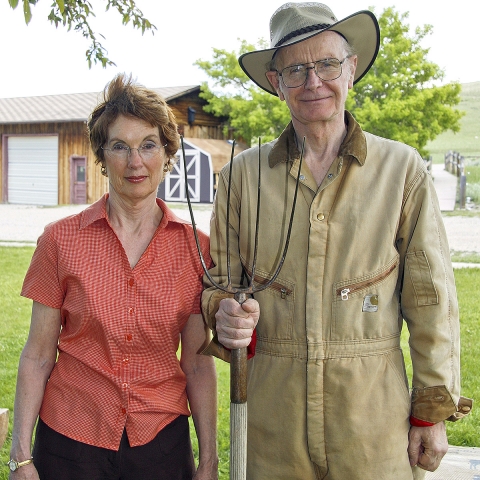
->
xmin=409 ymin=415 xmax=436 ymax=427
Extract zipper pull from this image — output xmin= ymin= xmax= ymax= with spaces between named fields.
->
xmin=280 ymin=288 xmax=287 ymax=299
xmin=340 ymin=288 xmax=350 ymax=301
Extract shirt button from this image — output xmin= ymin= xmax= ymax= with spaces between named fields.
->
xmin=123 ymin=357 xmax=129 ymax=364
xmin=125 ymin=333 xmax=133 ymax=341
xmin=121 ymin=407 xmax=127 ymax=415
xmin=128 ymin=278 xmax=134 ymax=287
xmin=122 ymin=383 xmax=128 ymax=389
xmin=317 ymin=213 xmax=325 ymax=221
xmin=128 ymin=307 xmax=134 ymax=315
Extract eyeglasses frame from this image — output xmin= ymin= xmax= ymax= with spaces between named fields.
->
xmin=101 ymin=142 xmax=168 ymax=160
xmin=277 ymin=56 xmax=351 ymax=89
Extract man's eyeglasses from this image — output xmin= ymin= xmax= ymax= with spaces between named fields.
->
xmin=277 ymin=57 xmax=350 ymax=88
xmin=102 ymin=142 xmax=167 ymax=160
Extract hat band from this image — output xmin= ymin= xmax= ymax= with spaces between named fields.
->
xmin=275 ymin=23 xmax=331 ymax=47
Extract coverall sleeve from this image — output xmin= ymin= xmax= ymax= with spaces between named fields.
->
xmin=397 ymin=154 xmax=472 ymax=423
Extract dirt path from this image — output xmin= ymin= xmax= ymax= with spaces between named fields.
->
xmin=1 ymin=204 xmax=479 ymax=255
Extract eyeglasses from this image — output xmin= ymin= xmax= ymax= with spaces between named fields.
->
xmin=101 ymin=142 xmax=167 ymax=160
xmin=278 ymin=57 xmax=349 ymax=88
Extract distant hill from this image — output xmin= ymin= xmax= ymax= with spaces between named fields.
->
xmin=426 ymin=81 xmax=480 ymax=163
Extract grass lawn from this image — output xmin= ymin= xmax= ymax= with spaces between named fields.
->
xmin=0 ymin=247 xmax=478 ymax=480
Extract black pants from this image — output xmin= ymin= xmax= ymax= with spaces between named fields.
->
xmin=33 ymin=416 xmax=195 ymax=480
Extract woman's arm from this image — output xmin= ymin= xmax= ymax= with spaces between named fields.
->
xmin=181 ymin=313 xmax=218 ymax=480
xmin=9 ymin=301 xmax=61 ymax=479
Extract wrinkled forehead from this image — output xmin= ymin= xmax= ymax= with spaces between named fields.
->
xmin=274 ymin=30 xmax=348 ymax=67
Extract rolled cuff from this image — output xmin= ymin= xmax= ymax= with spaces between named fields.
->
xmin=411 ymin=385 xmax=473 ymax=423
xmin=201 ymin=289 xmax=234 ymax=330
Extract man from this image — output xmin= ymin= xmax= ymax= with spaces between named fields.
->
xmin=202 ymin=3 xmax=472 ymax=479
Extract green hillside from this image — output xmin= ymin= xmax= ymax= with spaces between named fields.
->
xmin=426 ymin=81 xmax=480 ymax=164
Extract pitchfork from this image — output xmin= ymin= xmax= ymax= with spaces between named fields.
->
xmin=181 ymin=136 xmax=304 ymax=480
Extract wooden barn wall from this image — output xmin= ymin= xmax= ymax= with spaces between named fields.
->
xmin=169 ymin=95 xmax=230 ymax=140
xmin=0 ymin=122 xmax=108 ymax=204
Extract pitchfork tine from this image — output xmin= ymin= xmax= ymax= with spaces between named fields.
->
xmin=225 ymin=139 xmax=235 ymax=291
xmin=249 ymin=137 xmax=262 ymax=290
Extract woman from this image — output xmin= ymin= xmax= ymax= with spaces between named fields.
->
xmin=8 ymin=74 xmax=218 ymax=480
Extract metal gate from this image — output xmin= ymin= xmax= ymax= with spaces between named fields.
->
xmin=164 ymin=148 xmax=200 ymax=202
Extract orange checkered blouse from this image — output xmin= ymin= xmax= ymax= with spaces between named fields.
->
xmin=21 ymin=194 xmax=211 ymax=450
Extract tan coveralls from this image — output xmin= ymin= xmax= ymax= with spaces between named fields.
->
xmin=202 ymin=113 xmax=471 ymax=479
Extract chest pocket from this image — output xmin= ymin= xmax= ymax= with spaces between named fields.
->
xmin=331 ymin=256 xmax=400 ymax=341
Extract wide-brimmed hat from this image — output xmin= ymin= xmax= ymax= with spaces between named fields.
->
xmin=239 ymin=2 xmax=380 ymax=95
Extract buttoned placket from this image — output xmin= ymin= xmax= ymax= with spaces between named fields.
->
xmin=303 ymin=155 xmax=349 ymax=466
xmin=120 ymin=273 xmax=137 ymax=419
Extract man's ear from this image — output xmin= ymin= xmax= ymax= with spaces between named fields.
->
xmin=347 ymin=55 xmax=358 ymax=89
xmin=265 ymin=71 xmax=285 ymax=100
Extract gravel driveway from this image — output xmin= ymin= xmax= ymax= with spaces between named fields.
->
xmin=1 ymin=203 xmax=480 ymax=255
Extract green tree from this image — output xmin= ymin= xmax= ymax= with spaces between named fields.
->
xmin=346 ymin=7 xmax=463 ymax=156
xmin=196 ymin=7 xmax=463 ymax=154
xmin=195 ymin=40 xmax=291 ymax=145
xmin=7 ymin=0 xmax=156 ymax=67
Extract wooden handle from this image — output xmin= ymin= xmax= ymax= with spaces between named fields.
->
xmin=230 ymin=402 xmax=247 ymax=480
xmin=230 ymin=292 xmax=248 ymax=479
xmin=230 ymin=347 xmax=247 ymax=403
xmin=231 ymin=291 xmax=248 ymax=403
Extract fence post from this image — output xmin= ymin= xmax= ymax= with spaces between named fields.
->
xmin=0 ymin=408 xmax=9 ymax=449
xmin=459 ymin=174 xmax=467 ymax=209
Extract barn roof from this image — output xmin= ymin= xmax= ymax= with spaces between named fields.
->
xmin=0 ymin=86 xmax=200 ymax=124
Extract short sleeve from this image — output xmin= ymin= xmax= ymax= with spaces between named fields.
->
xmin=21 ymin=226 xmax=64 ymax=308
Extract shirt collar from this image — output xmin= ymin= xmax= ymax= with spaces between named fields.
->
xmin=79 ymin=193 xmax=192 ymax=230
xmin=268 ymin=111 xmax=367 ymax=168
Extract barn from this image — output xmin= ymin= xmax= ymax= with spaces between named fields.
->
xmin=159 ymin=137 xmax=245 ymax=203
xmin=0 ymin=86 xmax=244 ymax=206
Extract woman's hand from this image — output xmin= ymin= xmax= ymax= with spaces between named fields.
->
xmin=193 ymin=458 xmax=219 ymax=480
xmin=9 ymin=462 xmax=40 ymax=480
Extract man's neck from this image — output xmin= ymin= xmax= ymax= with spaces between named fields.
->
xmin=293 ymin=113 xmax=347 ymax=187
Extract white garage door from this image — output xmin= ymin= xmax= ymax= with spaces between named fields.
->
xmin=8 ymin=136 xmax=59 ymax=206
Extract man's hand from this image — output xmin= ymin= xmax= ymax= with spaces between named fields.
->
xmin=408 ymin=421 xmax=448 ymax=472
xmin=215 ymin=298 xmax=260 ymax=349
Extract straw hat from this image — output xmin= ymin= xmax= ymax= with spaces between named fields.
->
xmin=239 ymin=2 xmax=380 ymax=95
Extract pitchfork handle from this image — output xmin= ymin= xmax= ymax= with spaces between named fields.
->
xmin=231 ymin=292 xmax=248 ymax=403
xmin=229 ymin=292 xmax=248 ymax=480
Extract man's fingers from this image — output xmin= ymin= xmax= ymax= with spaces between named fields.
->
xmin=416 ymin=450 xmax=440 ymax=472
xmin=408 ymin=446 xmax=420 ymax=467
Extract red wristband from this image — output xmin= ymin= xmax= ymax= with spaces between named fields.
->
xmin=247 ymin=329 xmax=257 ymax=359
xmin=409 ymin=415 xmax=436 ymax=427
xmin=223 ymin=328 xmax=257 ymax=359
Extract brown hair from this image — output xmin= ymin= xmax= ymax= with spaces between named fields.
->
xmin=88 ymin=73 xmax=180 ymax=169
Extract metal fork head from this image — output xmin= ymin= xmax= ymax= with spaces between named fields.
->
xmin=181 ymin=135 xmax=304 ymax=305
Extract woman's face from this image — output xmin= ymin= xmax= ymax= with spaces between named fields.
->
xmin=103 ymin=114 xmax=167 ymax=203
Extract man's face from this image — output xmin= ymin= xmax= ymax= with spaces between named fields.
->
xmin=266 ymin=31 xmax=357 ymax=128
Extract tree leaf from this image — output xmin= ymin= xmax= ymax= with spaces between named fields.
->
xmin=22 ymin=0 xmax=32 ymax=24
xmin=55 ymin=0 xmax=65 ymax=14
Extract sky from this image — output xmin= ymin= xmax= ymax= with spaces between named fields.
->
xmin=0 ymin=0 xmax=479 ymax=99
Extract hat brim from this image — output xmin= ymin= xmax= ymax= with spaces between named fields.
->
xmin=239 ymin=10 xmax=380 ymax=95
